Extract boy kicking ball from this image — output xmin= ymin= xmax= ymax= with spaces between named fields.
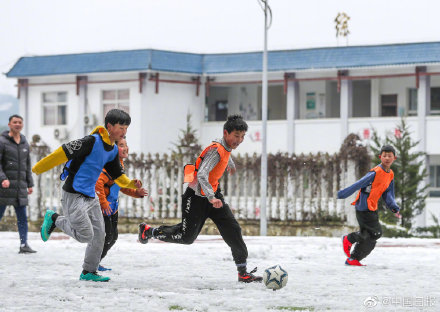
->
xmin=139 ymin=115 xmax=262 ymax=283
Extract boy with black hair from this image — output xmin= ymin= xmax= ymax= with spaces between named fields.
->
xmin=33 ymin=109 xmax=142 ymax=281
xmin=139 ymin=114 xmax=263 ymax=283
xmin=338 ymin=145 xmax=400 ymax=266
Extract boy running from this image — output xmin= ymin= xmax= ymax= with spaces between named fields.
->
xmin=95 ymin=137 xmax=147 ymax=271
xmin=32 ymin=109 xmax=142 ymax=281
xmin=138 ymin=115 xmax=262 ymax=283
xmin=338 ymin=145 xmax=400 ymax=266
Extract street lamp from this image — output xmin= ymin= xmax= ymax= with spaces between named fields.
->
xmin=258 ymin=0 xmax=272 ymax=236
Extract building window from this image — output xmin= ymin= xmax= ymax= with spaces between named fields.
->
xmin=102 ymin=89 xmax=130 ymax=118
xmin=214 ymin=100 xmax=228 ymax=121
xmin=42 ymin=92 xmax=67 ymax=125
xmin=408 ymin=88 xmax=417 ymax=116
xmin=381 ymin=94 xmax=397 ymax=117
xmin=430 ymin=87 xmax=440 ymax=115
xmin=429 ymin=165 xmax=440 ymax=197
xmin=205 ymin=84 xmax=286 ymax=122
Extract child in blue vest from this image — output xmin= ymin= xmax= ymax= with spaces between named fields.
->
xmin=95 ymin=137 xmax=147 ymax=271
xmin=338 ymin=145 xmax=400 ymax=266
xmin=32 ymin=109 xmax=142 ymax=282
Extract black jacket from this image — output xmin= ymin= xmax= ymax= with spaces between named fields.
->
xmin=0 ymin=130 xmax=34 ymax=206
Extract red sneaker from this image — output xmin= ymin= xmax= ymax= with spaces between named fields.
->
xmin=345 ymin=258 xmax=365 ymax=266
xmin=342 ymin=235 xmax=352 ymax=258
xmin=138 ymin=223 xmax=152 ymax=244
xmin=238 ymin=267 xmax=263 ymax=283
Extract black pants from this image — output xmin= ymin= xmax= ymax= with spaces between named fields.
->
xmin=155 ymin=188 xmax=248 ymax=265
xmin=101 ymin=211 xmax=119 ymax=260
xmin=347 ymin=210 xmax=382 ymax=261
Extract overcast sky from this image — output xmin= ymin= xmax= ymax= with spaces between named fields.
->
xmin=1 ymin=0 xmax=439 ymax=95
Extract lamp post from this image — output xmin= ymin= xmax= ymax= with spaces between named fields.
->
xmin=258 ymin=0 xmax=272 ymax=236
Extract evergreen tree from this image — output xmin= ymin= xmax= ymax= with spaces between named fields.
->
xmin=171 ymin=113 xmax=202 ymax=162
xmin=370 ymin=118 xmax=428 ymax=229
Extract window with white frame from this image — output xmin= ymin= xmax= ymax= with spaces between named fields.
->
xmin=42 ymin=92 xmax=67 ymax=125
xmin=102 ymin=89 xmax=130 ymax=119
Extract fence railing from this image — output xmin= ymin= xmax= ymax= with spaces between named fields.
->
xmin=3 ymin=146 xmax=361 ymax=224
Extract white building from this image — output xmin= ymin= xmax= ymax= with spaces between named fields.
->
xmin=6 ymin=42 xmax=440 ymax=226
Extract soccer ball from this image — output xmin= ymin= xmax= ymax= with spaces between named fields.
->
xmin=263 ymin=265 xmax=288 ymax=290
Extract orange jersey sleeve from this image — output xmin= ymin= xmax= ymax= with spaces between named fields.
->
xmin=120 ymin=187 xmax=142 ymax=198
xmin=95 ymin=170 xmax=111 ymax=211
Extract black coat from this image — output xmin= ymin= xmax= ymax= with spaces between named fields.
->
xmin=0 ymin=131 xmax=34 ymax=206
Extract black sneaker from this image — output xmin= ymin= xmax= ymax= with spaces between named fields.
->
xmin=138 ymin=223 xmax=153 ymax=244
xmin=238 ymin=267 xmax=263 ymax=283
xmin=19 ymin=244 xmax=37 ymax=254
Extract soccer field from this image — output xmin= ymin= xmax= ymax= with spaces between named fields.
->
xmin=0 ymin=231 xmax=439 ymax=312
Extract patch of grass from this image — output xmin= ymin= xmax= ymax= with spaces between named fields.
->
xmin=169 ymin=305 xmax=184 ymax=311
xmin=272 ymin=306 xmax=315 ymax=311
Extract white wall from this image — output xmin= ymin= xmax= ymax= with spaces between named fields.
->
xmin=86 ymin=75 xmax=141 ymax=152
xmin=141 ymin=74 xmax=204 ymax=155
xmin=26 ymin=78 xmax=78 ymax=149
xmin=426 ymin=117 xmax=440 ymax=154
xmin=415 ymin=198 xmax=440 ymax=227
xmin=200 ymin=120 xmax=288 ymax=155
xmin=294 ymin=119 xmax=341 ymax=154
xmin=348 ymin=116 xmax=419 ymax=142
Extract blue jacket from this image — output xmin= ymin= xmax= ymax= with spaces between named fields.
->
xmin=337 ymin=164 xmax=400 ymax=212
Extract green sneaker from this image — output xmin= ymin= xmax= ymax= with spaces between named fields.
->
xmin=40 ymin=210 xmax=56 ymax=242
xmin=79 ymin=272 xmax=110 ymax=282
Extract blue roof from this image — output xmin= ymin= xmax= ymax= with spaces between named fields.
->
xmin=7 ymin=42 xmax=440 ymax=77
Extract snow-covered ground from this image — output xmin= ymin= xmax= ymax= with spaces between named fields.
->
xmin=0 ymin=231 xmax=439 ymax=312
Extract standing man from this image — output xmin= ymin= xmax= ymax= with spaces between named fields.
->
xmin=0 ymin=115 xmax=35 ymax=254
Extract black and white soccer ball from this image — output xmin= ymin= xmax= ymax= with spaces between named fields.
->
xmin=263 ymin=265 xmax=288 ymax=290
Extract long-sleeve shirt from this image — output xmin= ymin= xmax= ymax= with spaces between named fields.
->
xmin=32 ymin=126 xmax=138 ymax=197
xmin=337 ymin=164 xmax=399 ymax=212
xmin=188 ymin=138 xmax=235 ymax=201
xmin=95 ymin=159 xmax=142 ymax=213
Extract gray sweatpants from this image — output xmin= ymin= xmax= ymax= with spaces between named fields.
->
xmin=55 ymin=190 xmax=105 ymax=272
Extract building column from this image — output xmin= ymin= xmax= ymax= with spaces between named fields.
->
xmin=77 ymin=76 xmax=88 ymax=137
xmin=340 ymin=75 xmax=352 ymax=141
xmin=417 ymin=74 xmax=430 ymax=152
xmin=370 ymin=78 xmax=380 ymax=117
xmin=287 ymin=79 xmax=299 ymax=154
xmin=18 ymin=79 xmax=29 ymax=138
xmin=140 ymin=73 xmax=149 ymax=152
xmin=417 ymin=70 xmax=430 ymax=227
